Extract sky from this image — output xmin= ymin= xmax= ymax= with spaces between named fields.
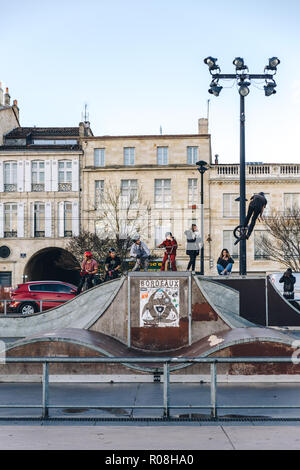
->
xmin=1 ymin=0 xmax=300 ymax=163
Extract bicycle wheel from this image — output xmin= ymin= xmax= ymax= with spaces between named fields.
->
xmin=233 ymin=225 xmax=247 ymax=239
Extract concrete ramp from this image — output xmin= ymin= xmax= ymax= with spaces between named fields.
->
xmin=194 ymin=277 xmax=255 ymax=328
xmin=0 ymin=277 xmax=125 ymax=339
xmin=4 ymin=327 xmax=299 ymax=375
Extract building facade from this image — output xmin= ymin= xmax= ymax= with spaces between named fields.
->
xmin=80 ymin=118 xmax=211 ymax=271
xmin=0 ymin=90 xmax=93 ymax=287
xmin=208 ymin=162 xmax=300 ymax=274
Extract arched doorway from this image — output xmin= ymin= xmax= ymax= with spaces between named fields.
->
xmin=24 ymin=247 xmax=80 ymax=285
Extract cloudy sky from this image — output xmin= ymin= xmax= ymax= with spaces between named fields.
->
xmin=1 ymin=0 xmax=299 ymax=163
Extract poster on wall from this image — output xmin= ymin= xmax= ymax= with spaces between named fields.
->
xmin=139 ymin=279 xmax=180 ymax=327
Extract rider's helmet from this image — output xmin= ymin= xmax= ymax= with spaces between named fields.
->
xmin=165 ymin=232 xmax=173 ymax=238
xmin=84 ymin=251 xmax=92 ymax=258
xmin=132 ymin=234 xmax=140 ymax=242
xmin=258 ymin=192 xmax=265 ymax=196
xmin=109 ymin=248 xmax=116 ymax=254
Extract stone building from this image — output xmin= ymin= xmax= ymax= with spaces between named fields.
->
xmin=0 ymin=86 xmax=93 ymax=287
xmin=208 ymin=162 xmax=300 ymax=275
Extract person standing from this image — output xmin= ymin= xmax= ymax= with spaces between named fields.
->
xmin=243 ymin=192 xmax=267 ymax=239
xmin=279 ymin=268 xmax=296 ymax=301
xmin=130 ymin=236 xmax=150 ymax=271
xmin=76 ymin=251 xmax=98 ymax=294
xmin=184 ymin=224 xmax=201 ymax=272
xmin=158 ymin=232 xmax=177 ymax=271
xmin=217 ymin=249 xmax=234 ymax=275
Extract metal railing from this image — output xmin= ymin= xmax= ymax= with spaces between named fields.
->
xmin=1 ymin=356 xmax=300 ymax=421
xmin=0 ymin=298 xmax=66 ymax=315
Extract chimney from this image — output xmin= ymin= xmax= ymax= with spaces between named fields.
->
xmin=12 ymin=99 xmax=19 ymax=121
xmin=0 ymin=82 xmax=3 ymax=106
xmin=83 ymin=120 xmax=91 ymax=137
xmin=4 ymin=87 xmax=10 ymax=106
xmin=198 ymin=118 xmax=208 ymax=135
xmin=79 ymin=122 xmax=85 ymax=137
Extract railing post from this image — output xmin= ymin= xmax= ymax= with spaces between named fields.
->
xmin=210 ymin=362 xmax=217 ymax=419
xmin=40 ymin=301 xmax=43 ymax=312
xmin=42 ymin=362 xmax=49 ymax=419
xmin=4 ymin=300 xmax=7 ymax=315
xmin=163 ymin=363 xmax=170 ymax=418
xmin=127 ymin=276 xmax=131 ymax=348
xmin=188 ymin=274 xmax=192 ymax=345
xmin=265 ymin=276 xmax=269 ymax=327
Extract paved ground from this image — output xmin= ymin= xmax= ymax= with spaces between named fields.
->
xmin=1 ymin=382 xmax=300 ymax=419
xmin=1 ymin=424 xmax=300 ymax=449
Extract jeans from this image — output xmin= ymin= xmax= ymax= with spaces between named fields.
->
xmin=76 ymin=273 xmax=94 ymax=294
xmin=187 ymin=253 xmax=198 ymax=271
xmin=217 ymin=263 xmax=233 ymax=275
xmin=243 ymin=204 xmax=261 ymax=238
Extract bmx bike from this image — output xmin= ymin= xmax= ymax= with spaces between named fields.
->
xmin=233 ymin=225 xmax=248 ymax=245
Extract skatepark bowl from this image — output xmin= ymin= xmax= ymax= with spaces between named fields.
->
xmin=1 ymin=273 xmax=300 ymax=421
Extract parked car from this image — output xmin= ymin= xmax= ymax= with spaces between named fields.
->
xmin=9 ymin=281 xmax=77 ymax=315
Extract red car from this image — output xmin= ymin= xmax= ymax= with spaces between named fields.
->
xmin=9 ymin=281 xmax=77 ymax=315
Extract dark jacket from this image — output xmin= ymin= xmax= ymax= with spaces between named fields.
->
xmin=249 ymin=194 xmax=267 ymax=210
xmin=279 ymin=273 xmax=296 ymax=299
xmin=217 ymin=257 xmax=235 ymax=269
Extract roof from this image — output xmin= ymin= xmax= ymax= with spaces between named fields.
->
xmin=5 ymin=127 xmax=80 ymax=139
xmin=0 ymin=144 xmax=81 ymax=151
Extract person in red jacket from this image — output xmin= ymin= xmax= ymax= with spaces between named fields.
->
xmin=158 ymin=232 xmax=178 ymax=271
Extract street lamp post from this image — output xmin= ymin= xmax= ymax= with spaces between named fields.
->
xmin=203 ymin=56 xmax=280 ymax=275
xmin=196 ymin=160 xmax=208 ymax=275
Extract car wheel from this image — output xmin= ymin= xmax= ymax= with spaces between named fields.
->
xmin=18 ymin=302 xmax=37 ymax=315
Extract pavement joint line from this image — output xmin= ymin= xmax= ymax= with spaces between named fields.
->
xmin=220 ymin=425 xmax=236 ymax=450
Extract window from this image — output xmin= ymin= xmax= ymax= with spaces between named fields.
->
xmin=94 ymin=148 xmax=105 ymax=167
xmin=31 ymin=161 xmax=45 ymax=191
xmin=124 ymin=147 xmax=135 ymax=166
xmin=155 ymin=223 xmax=171 ymax=246
xmin=154 ymin=179 xmax=171 ymax=208
xmin=34 ymin=202 xmax=45 ymax=237
xmin=284 ymin=193 xmax=300 ymax=213
xmin=64 ymin=202 xmax=72 ymax=237
xmin=4 ymin=203 xmax=17 ymax=237
xmin=121 ymin=180 xmax=138 ymax=208
xmin=188 ymin=179 xmax=198 ymax=206
xmin=95 ymin=180 xmax=104 ymax=208
xmin=187 ymin=147 xmax=198 ymax=165
xmin=58 ymin=160 xmax=72 ymax=191
xmin=157 ymin=147 xmax=168 ymax=165
xmin=223 ymin=230 xmax=239 ymax=258
xmin=4 ymin=162 xmax=17 ymax=192
xmin=223 ymin=194 xmax=239 ymax=218
xmin=254 ymin=231 xmax=270 ymax=260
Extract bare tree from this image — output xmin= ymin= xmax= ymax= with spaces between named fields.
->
xmin=56 ymin=183 xmax=151 ymax=273
xmin=257 ymin=207 xmax=300 ymax=271
xmin=95 ymin=181 xmax=150 ymax=259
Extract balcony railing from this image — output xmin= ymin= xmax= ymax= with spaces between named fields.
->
xmin=4 ymin=231 xmax=17 ymax=238
xmin=58 ymin=183 xmax=72 ymax=192
xmin=211 ymin=164 xmax=300 ymax=179
xmin=4 ymin=184 xmax=17 ymax=192
xmin=32 ymin=184 xmax=45 ymax=192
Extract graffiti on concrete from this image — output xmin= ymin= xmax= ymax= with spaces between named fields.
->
xmin=139 ymin=279 xmax=180 ymax=327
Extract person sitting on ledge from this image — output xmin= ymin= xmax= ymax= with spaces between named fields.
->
xmin=217 ymin=248 xmax=234 ymax=275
